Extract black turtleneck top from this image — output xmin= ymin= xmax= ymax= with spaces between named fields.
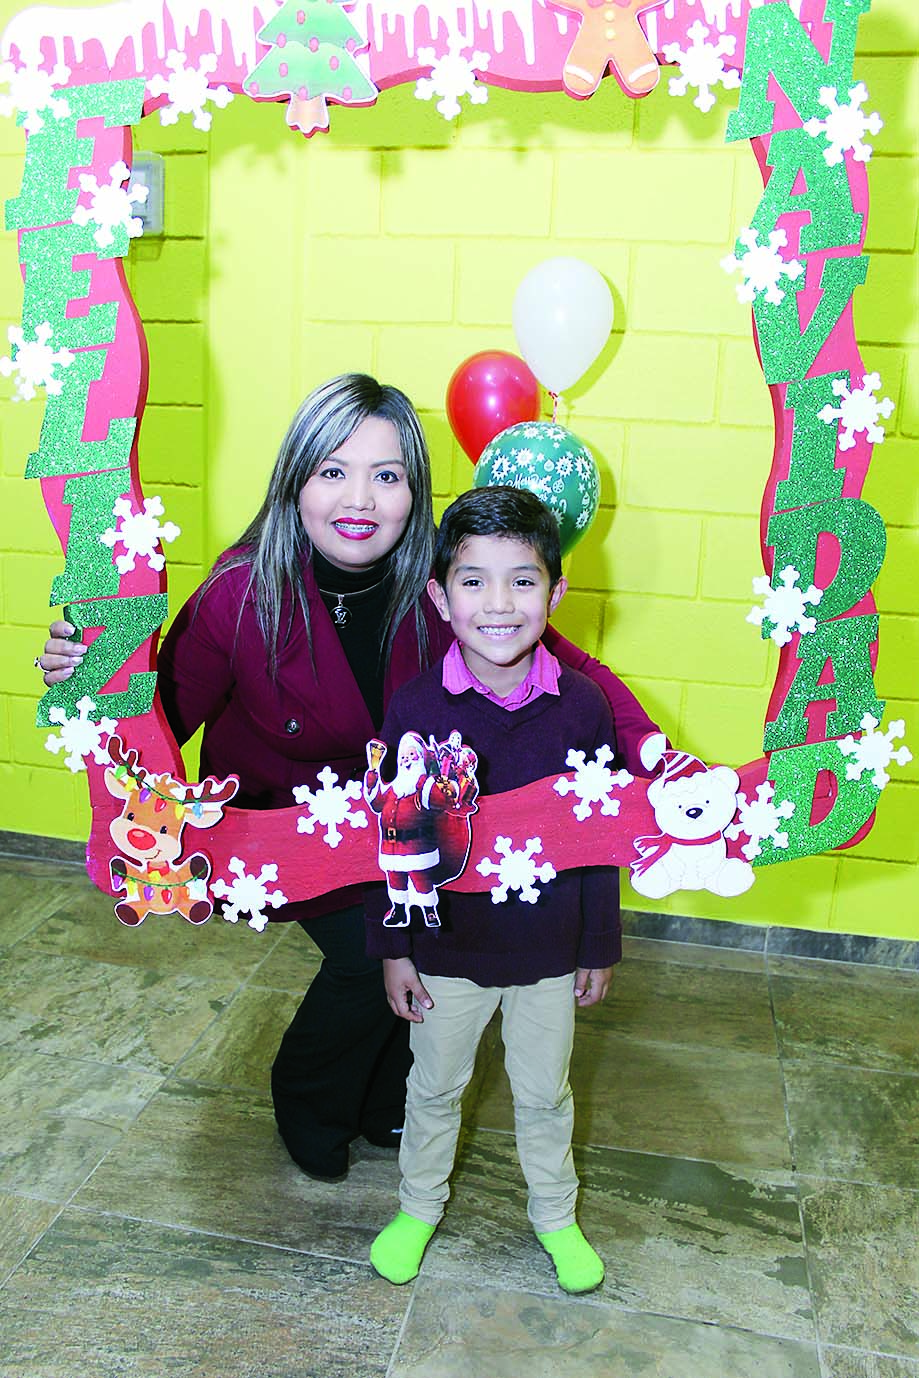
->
xmin=312 ymin=549 xmax=396 ymax=730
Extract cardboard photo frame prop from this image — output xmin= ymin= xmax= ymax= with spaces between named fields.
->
xmin=1 ymin=0 xmax=906 ymax=931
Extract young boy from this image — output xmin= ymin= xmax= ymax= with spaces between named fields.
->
xmin=365 ymin=485 xmax=621 ymax=1296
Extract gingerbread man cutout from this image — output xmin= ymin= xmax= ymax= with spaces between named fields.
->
xmin=550 ymin=0 xmax=665 ymax=99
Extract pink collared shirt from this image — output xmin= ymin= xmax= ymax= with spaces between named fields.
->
xmin=441 ymin=637 xmax=561 ymax=711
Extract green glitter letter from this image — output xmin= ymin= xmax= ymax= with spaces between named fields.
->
xmin=726 ymin=0 xmax=870 ymax=143
xmin=774 ymin=374 xmax=849 ymax=509
xmin=767 ymin=499 xmax=887 ymax=623
xmin=20 ymin=223 xmax=119 ymax=350
xmin=50 ymin=469 xmax=132 ymax=604
xmin=24 ymin=349 xmax=136 ymax=479
xmin=756 ymin=739 xmax=880 ymax=863
xmin=35 ymin=593 xmax=168 ymax=728
xmin=751 ymin=128 xmax=862 ymax=254
xmin=763 ymin=614 xmax=884 ymax=752
xmin=756 ymin=255 xmax=868 ymax=385
xmin=5 ymin=80 xmax=145 ymax=232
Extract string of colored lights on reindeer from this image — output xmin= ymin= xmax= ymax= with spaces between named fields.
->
xmin=109 ymin=763 xmax=215 ymax=820
xmin=115 ymin=873 xmax=195 ymax=893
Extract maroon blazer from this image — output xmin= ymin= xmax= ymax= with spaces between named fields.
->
xmin=157 ymin=553 xmax=658 ymax=920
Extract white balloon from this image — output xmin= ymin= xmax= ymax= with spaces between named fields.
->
xmin=512 ymin=257 xmax=614 ymax=395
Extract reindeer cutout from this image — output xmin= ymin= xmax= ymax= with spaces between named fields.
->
xmin=104 ymin=735 xmax=238 ymax=927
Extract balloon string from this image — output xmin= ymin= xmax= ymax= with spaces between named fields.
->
xmin=550 ymin=391 xmax=559 ymax=421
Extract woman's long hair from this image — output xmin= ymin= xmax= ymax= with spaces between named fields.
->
xmin=202 ymin=373 xmax=434 ymax=677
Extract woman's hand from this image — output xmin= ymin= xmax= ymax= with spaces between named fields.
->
xmin=37 ymin=620 xmax=86 ymax=686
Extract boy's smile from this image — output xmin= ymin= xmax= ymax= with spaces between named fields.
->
xmin=427 ymin=534 xmax=567 ymax=697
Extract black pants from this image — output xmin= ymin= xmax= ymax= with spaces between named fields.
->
xmin=270 ymin=904 xmax=411 ymax=1176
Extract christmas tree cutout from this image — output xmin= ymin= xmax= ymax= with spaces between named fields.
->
xmin=243 ymin=0 xmax=378 ymax=135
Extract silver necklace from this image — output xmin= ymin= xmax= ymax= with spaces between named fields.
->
xmin=318 ymin=574 xmax=388 ymax=628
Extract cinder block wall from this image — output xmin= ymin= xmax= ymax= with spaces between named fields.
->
xmin=0 ymin=7 xmax=916 ymax=939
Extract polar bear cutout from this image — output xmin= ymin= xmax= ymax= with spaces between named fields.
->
xmin=630 ymin=733 xmax=754 ymax=900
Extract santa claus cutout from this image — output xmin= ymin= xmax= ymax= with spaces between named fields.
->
xmin=363 ymin=730 xmax=478 ymax=929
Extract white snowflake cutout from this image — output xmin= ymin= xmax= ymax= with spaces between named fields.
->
xmin=415 ymin=38 xmax=490 ymax=120
xmin=212 ymin=857 xmax=288 ymax=932
xmin=0 ymin=58 xmax=71 ymax=134
xmin=818 ymin=373 xmax=895 ymax=452
xmin=99 ymin=496 xmax=181 ymax=574
xmin=71 ymin=160 xmax=148 ymax=250
xmin=662 ymin=20 xmax=741 ymax=114
xmin=44 ymin=695 xmax=118 ymax=773
xmin=724 ymin=781 xmax=795 ymax=861
xmin=804 ymin=82 xmax=882 ymax=166
xmin=293 ymin=766 xmax=368 ymax=849
xmin=553 ymin=745 xmax=633 ymax=822
xmin=721 ymin=227 xmax=804 ymax=307
xmin=0 ymin=322 xmax=74 ymax=401
xmin=148 ymin=50 xmax=233 ymax=132
xmin=838 ymin=714 xmax=912 ymax=790
xmin=747 ymin=565 xmax=823 ymax=647
xmin=476 ymin=836 xmax=556 ymax=905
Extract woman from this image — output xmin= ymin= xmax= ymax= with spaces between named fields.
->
xmin=38 ymin=373 xmax=657 ymax=1180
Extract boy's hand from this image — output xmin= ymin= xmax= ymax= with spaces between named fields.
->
xmin=383 ymin=957 xmax=433 ymax=1023
xmin=574 ymin=966 xmax=614 ymax=1007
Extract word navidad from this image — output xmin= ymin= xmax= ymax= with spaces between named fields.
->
xmin=722 ymin=0 xmax=894 ymax=863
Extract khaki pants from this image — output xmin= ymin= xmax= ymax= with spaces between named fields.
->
xmin=400 ymin=972 xmax=578 ymax=1233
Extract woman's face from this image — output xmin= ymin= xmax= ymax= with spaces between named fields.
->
xmin=298 ymin=415 xmax=413 ymax=572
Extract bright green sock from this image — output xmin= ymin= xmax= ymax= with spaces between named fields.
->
xmin=536 ymin=1223 xmax=605 ymax=1294
xmin=370 ymin=1211 xmax=437 ymax=1285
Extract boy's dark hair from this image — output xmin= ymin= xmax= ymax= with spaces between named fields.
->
xmin=433 ymin=485 xmax=562 ymax=588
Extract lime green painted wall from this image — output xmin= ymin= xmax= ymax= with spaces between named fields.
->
xmin=0 ymin=11 xmax=916 ymax=939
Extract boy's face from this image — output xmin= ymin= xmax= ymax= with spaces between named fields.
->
xmin=427 ymin=535 xmax=567 ymax=683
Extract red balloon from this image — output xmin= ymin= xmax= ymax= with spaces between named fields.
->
xmin=446 ymin=351 xmax=541 ymax=463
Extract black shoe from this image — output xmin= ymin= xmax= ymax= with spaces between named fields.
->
xmin=361 ymin=1125 xmax=404 ymax=1150
xmin=296 ymin=1163 xmax=349 ymax=1183
xmin=276 ymin=1129 xmax=349 ymax=1181
xmin=286 ymin=1149 xmax=349 ymax=1182
xmin=423 ymin=907 xmax=441 ymax=929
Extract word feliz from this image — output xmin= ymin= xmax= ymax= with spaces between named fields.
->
xmin=7 ymin=79 xmax=164 ymax=729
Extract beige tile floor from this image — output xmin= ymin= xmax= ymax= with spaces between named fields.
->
xmin=0 ymin=856 xmax=917 ymax=1378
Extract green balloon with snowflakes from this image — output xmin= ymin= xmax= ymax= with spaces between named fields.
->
xmin=473 ymin=422 xmax=600 ymax=558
